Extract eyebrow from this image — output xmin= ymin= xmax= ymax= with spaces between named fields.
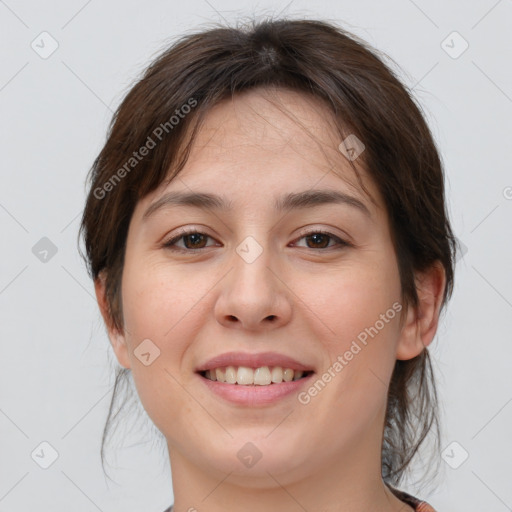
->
xmin=142 ymin=189 xmax=371 ymax=220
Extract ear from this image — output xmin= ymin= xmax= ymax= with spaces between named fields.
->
xmin=396 ymin=260 xmax=447 ymax=360
xmin=94 ymin=270 xmax=131 ymax=369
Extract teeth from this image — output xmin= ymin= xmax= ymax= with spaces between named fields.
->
xmin=237 ymin=366 xmax=255 ymax=385
xmin=283 ymin=368 xmax=294 ymax=382
xmin=203 ymin=366 xmax=309 ymax=385
xmin=225 ymin=366 xmax=237 ymax=384
xmin=271 ymin=366 xmax=283 ymax=383
xmin=254 ymin=366 xmax=271 ymax=385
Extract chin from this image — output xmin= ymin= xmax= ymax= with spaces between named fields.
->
xmin=201 ymin=438 xmax=309 ymax=483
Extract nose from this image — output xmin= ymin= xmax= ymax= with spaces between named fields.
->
xmin=214 ymin=238 xmax=293 ymax=332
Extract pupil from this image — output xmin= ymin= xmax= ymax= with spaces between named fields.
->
xmin=184 ymin=233 xmax=329 ymax=249
xmin=186 ymin=233 xmax=205 ymax=248
xmin=309 ymin=233 xmax=328 ymax=248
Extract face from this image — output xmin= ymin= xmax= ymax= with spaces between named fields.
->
xmin=102 ymin=87 xmax=419 ymax=486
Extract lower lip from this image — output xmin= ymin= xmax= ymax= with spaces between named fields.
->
xmin=197 ymin=372 xmax=314 ymax=406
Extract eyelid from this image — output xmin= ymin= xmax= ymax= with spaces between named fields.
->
xmin=292 ymin=226 xmax=353 ymax=246
xmin=162 ymin=225 xmax=217 ymax=249
xmin=162 ymin=225 xmax=353 ymax=253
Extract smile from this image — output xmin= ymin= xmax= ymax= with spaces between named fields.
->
xmin=201 ymin=365 xmax=314 ymax=385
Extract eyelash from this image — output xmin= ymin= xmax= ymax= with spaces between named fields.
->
xmin=162 ymin=228 xmax=352 ymax=253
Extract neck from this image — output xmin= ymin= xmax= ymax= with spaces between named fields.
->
xmin=166 ymin=429 xmax=414 ymax=512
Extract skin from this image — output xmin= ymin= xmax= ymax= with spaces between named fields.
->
xmin=95 ymin=86 xmax=446 ymax=512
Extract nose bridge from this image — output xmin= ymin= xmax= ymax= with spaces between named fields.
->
xmin=215 ymin=229 xmax=291 ymax=329
xmin=231 ymin=232 xmax=275 ymax=294
xmin=230 ymin=208 xmax=275 ymax=270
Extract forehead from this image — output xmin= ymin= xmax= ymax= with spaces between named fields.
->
xmin=191 ymin=87 xmax=355 ymax=172
xmin=198 ymin=87 xmax=340 ymax=147
xmin=150 ymin=87 xmax=383 ymax=216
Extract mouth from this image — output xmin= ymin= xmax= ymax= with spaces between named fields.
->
xmin=198 ymin=366 xmax=315 ymax=386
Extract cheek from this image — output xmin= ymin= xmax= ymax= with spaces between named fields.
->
xmin=297 ymin=255 xmax=401 ymax=343
xmin=120 ymin=260 xmax=215 ymax=387
xmin=296 ymin=253 xmax=402 ymax=404
xmin=121 ymin=261 xmax=199 ymax=338
xmin=119 ymin=265 xmax=204 ymax=431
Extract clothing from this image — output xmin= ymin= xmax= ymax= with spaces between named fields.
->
xmin=390 ymin=488 xmax=437 ymax=511
xmin=163 ymin=490 xmax=437 ymax=512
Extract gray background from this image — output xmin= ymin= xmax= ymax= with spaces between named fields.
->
xmin=1 ymin=0 xmax=511 ymax=511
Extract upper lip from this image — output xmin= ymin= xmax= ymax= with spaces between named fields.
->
xmin=196 ymin=351 xmax=315 ymax=372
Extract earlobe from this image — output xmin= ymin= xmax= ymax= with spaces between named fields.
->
xmin=396 ymin=261 xmax=447 ymax=361
xmin=108 ymin=331 xmax=131 ymax=369
xmin=93 ymin=271 xmax=131 ymax=369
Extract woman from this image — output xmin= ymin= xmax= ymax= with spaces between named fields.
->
xmin=80 ymin=18 xmax=456 ymax=512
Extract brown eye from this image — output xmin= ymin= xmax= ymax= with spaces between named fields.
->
xmin=163 ymin=231 xmax=215 ymax=251
xmin=163 ymin=228 xmax=351 ymax=253
xmin=304 ymin=233 xmax=331 ymax=249
xmin=293 ymin=230 xmax=350 ymax=250
xmin=181 ymin=233 xmax=209 ymax=249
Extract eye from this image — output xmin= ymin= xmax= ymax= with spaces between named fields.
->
xmin=162 ymin=228 xmax=351 ymax=252
xmin=162 ymin=229 xmax=216 ymax=251
xmin=291 ymin=229 xmax=351 ymax=250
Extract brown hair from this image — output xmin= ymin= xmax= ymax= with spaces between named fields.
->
xmin=79 ymin=17 xmax=457 ymax=491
